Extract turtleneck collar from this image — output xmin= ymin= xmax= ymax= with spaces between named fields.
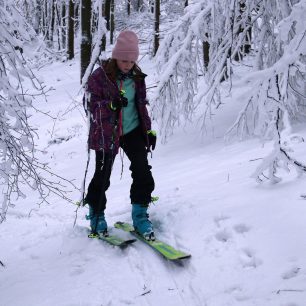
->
xmin=117 ymin=69 xmax=133 ymax=81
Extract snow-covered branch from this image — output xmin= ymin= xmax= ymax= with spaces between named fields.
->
xmin=251 ymin=109 xmax=306 ymax=183
xmin=226 ymin=0 xmax=306 ymax=181
xmin=0 ymin=2 xmax=77 ymax=221
xmin=154 ymin=0 xmax=306 ymax=182
xmin=152 ymin=1 xmax=212 ymax=140
xmin=81 ymin=0 xmax=107 ymax=87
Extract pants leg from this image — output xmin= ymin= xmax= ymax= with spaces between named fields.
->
xmin=85 ymin=151 xmax=114 ymax=214
xmin=120 ymin=126 xmax=155 ymax=205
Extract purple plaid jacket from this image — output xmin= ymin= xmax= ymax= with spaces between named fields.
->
xmin=86 ymin=60 xmax=151 ymax=155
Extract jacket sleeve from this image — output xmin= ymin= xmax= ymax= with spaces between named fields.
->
xmin=86 ymin=68 xmax=112 ymax=111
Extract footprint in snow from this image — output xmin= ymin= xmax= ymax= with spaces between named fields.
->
xmin=30 ymin=253 xmax=40 ymax=260
xmin=214 ymin=215 xmax=231 ymax=228
xmin=282 ymin=266 xmax=301 ymax=280
xmin=225 ymin=285 xmax=242 ymax=294
xmin=69 ymin=265 xmax=85 ymax=276
xmin=239 ymin=248 xmax=262 ymax=268
xmin=233 ymin=223 xmax=251 ymax=234
xmin=215 ymin=229 xmax=232 ymax=242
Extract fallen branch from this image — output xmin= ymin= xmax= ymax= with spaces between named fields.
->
xmin=276 ymin=289 xmax=305 ymax=294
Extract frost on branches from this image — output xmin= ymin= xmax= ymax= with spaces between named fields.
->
xmin=154 ymin=0 xmax=306 ymax=183
xmin=0 ymin=3 xmax=73 ymax=221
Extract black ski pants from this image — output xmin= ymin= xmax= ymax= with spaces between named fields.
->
xmin=85 ymin=126 xmax=155 ymax=214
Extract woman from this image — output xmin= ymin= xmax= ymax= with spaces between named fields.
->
xmin=84 ymin=30 xmax=156 ymax=241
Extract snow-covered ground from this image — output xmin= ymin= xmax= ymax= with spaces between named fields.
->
xmin=1 ymin=56 xmax=306 ymax=306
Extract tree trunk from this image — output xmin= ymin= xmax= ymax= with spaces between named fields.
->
xmin=61 ymin=1 xmax=66 ymax=50
xmin=149 ymin=0 xmax=154 ymax=13
xmin=101 ymin=0 xmax=111 ymax=52
xmin=56 ymin=4 xmax=61 ymax=50
xmin=127 ymin=0 xmax=131 ymax=15
xmin=203 ymin=39 xmax=210 ymax=70
xmin=240 ymin=1 xmax=252 ymax=55
xmin=80 ymin=0 xmax=92 ymax=81
xmin=234 ymin=1 xmax=252 ymax=61
xmin=136 ymin=0 xmax=143 ymax=11
xmin=55 ymin=3 xmax=66 ymax=50
xmin=43 ymin=0 xmax=49 ymax=38
xmin=74 ymin=2 xmax=80 ymax=32
xmin=185 ymin=0 xmax=188 ymax=7
xmin=50 ymin=0 xmax=55 ymax=45
xmin=110 ymin=0 xmax=115 ymax=44
xmin=104 ymin=0 xmax=111 ymax=30
xmin=244 ymin=22 xmax=252 ymax=55
xmin=153 ymin=0 xmax=160 ymax=56
xmin=34 ymin=0 xmax=41 ymax=33
xmin=67 ymin=0 xmax=75 ymax=60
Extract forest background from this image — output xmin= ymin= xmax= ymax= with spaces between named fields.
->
xmin=1 ymin=1 xmax=306 ymax=305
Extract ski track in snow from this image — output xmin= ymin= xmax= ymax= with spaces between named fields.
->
xmin=1 ymin=59 xmax=306 ymax=306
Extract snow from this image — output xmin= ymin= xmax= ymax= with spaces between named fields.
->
xmin=1 ymin=56 xmax=306 ymax=306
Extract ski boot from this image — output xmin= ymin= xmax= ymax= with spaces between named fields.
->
xmin=86 ymin=206 xmax=108 ymax=237
xmin=132 ymin=204 xmax=155 ymax=241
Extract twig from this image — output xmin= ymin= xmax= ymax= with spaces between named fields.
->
xmin=249 ymin=158 xmax=263 ymax=162
xmin=276 ymin=289 xmax=305 ymax=294
xmin=140 ymin=290 xmax=151 ymax=296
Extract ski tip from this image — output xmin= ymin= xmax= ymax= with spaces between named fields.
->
xmin=175 ymin=254 xmax=192 ymax=260
xmin=164 ymin=253 xmax=191 ymax=261
xmin=169 ymin=256 xmax=191 ymax=266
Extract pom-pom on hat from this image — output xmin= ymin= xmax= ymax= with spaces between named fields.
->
xmin=112 ymin=30 xmax=139 ymax=62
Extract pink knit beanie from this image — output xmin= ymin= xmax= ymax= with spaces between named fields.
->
xmin=112 ymin=30 xmax=139 ymax=62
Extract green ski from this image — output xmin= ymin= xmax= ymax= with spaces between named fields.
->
xmin=88 ymin=232 xmax=136 ymax=248
xmin=114 ymin=222 xmax=191 ymax=261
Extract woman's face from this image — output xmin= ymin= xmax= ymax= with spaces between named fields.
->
xmin=116 ymin=59 xmax=135 ymax=74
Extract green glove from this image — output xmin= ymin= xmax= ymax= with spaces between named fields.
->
xmin=147 ymin=130 xmax=157 ymax=151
